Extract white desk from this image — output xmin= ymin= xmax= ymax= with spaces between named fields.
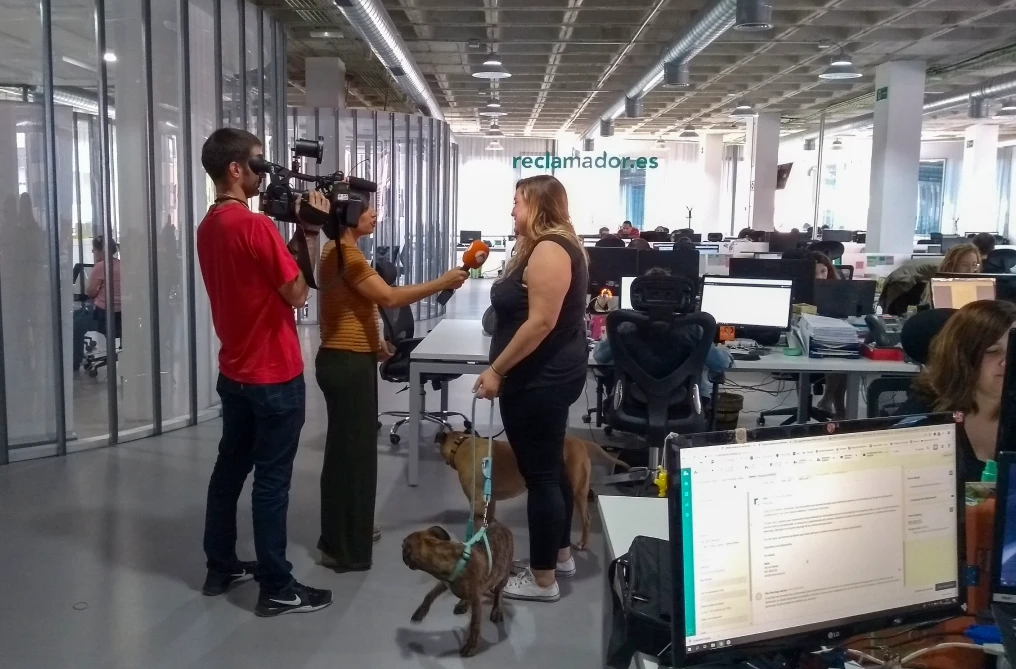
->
xmin=599 ymin=496 xmax=669 ymax=669
xmin=407 ymin=319 xmax=491 ymax=485
xmin=731 ymin=347 xmax=919 ymax=421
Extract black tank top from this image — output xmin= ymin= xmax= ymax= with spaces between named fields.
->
xmin=489 ymin=236 xmax=589 ymax=395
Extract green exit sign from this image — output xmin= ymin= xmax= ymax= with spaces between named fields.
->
xmin=876 ymin=86 xmax=889 ymax=101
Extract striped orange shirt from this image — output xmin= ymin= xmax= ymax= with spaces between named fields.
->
xmin=319 ymin=241 xmax=382 ymax=353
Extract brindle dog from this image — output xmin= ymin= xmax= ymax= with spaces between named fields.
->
xmin=402 ymin=522 xmax=513 ymax=657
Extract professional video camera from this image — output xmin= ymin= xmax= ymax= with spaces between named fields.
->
xmin=248 ymin=136 xmax=377 ymax=239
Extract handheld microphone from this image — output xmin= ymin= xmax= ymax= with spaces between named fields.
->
xmin=437 ymin=240 xmax=490 ymax=305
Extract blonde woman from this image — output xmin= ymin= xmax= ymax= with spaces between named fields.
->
xmin=922 ymin=242 xmax=981 ymax=304
xmin=474 ymin=175 xmax=589 ymax=602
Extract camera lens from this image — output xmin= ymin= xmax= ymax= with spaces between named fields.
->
xmin=293 ymin=137 xmax=324 ymax=164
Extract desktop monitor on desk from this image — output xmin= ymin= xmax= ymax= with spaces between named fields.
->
xmin=813 ymin=279 xmax=877 ymax=319
xmin=459 ymin=230 xmax=482 ymax=245
xmin=938 ymin=272 xmax=1016 ymax=304
xmin=930 ymin=276 xmax=997 ymax=309
xmin=728 ymin=257 xmax=816 ymax=305
xmin=587 ymin=247 xmax=640 ymax=292
xmin=940 ymin=236 xmax=969 ymax=253
xmin=636 ymin=248 xmax=700 ymax=283
xmin=665 ymin=414 xmax=963 ymax=665
xmin=699 ymin=276 xmax=793 ymax=330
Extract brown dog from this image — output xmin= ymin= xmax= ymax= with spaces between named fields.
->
xmin=402 ymin=522 xmax=513 ymax=657
xmin=436 ymin=431 xmax=629 ymax=550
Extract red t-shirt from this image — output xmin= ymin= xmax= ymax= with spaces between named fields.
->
xmin=196 ymin=201 xmax=303 ymax=385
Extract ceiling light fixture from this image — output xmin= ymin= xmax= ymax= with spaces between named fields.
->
xmin=831 ymin=138 xmax=843 ymax=150
xmin=679 ymin=125 xmax=698 ymax=138
xmin=478 ymin=99 xmax=506 ymax=117
xmin=472 ymin=51 xmax=511 ymax=80
xmin=486 ymin=139 xmax=503 ymax=151
xmin=818 ymin=48 xmax=862 ymax=80
xmin=731 ymin=101 xmax=755 ymax=117
xmin=655 ymin=136 xmax=667 ymax=148
xmin=734 ymin=0 xmax=773 ymax=31
xmin=486 ymin=121 xmax=504 ymax=137
xmin=103 ymin=51 xmax=117 ymax=63
xmin=309 ymin=31 xmax=341 ymax=39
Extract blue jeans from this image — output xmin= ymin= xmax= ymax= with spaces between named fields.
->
xmin=203 ymin=372 xmax=306 ymax=594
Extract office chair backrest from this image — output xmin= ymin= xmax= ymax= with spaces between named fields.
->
xmin=985 ymin=248 xmax=1016 ymax=274
xmin=808 ymin=240 xmax=845 ymax=261
xmin=866 ymin=377 xmax=914 ymax=418
xmin=376 ymin=259 xmax=398 ymax=287
xmin=900 ymin=308 xmax=955 ymax=365
xmin=707 ymin=232 xmax=723 ymax=242
xmin=606 ymin=308 xmax=717 ymax=446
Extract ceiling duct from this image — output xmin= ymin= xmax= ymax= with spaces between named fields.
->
xmin=782 ymin=70 xmax=1016 ymax=143
xmin=600 ymin=119 xmax=615 ymax=137
xmin=625 ymin=96 xmax=643 ymax=119
xmin=330 ymin=0 xmax=444 ymax=120
xmin=583 ymin=0 xmax=735 ymax=139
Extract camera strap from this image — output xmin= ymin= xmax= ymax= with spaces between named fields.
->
xmin=289 ymin=227 xmax=319 ymax=290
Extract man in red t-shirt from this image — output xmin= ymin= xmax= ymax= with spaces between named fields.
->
xmin=196 ymin=127 xmax=331 ymax=617
xmin=618 ymin=220 xmax=640 ymax=238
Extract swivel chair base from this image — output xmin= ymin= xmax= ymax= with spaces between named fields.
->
xmin=377 ymin=410 xmax=470 ymax=445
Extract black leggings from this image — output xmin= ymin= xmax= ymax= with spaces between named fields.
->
xmin=499 ymin=380 xmax=584 ymax=571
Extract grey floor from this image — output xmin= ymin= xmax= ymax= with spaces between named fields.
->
xmin=0 ymin=279 xmax=800 ymax=669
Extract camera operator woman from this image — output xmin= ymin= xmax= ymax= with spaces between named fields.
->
xmin=315 ymin=192 xmax=468 ymax=572
xmin=473 ymin=175 xmax=588 ymax=603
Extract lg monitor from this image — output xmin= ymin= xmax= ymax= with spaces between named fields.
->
xmin=938 ymin=272 xmax=1016 ymax=303
xmin=940 ymin=236 xmax=969 ymax=253
xmin=666 ymin=414 xmax=962 ymax=665
xmin=813 ymin=279 xmax=877 ymax=319
xmin=699 ymin=276 xmax=793 ymax=330
xmin=636 ymin=248 xmax=700 ymax=284
xmin=767 ymin=232 xmax=802 ymax=254
xmin=930 ymin=276 xmax=997 ymax=309
xmin=587 ymin=247 xmax=639 ymax=291
xmin=728 ymin=257 xmax=816 ymax=305
xmin=821 ymin=229 xmax=854 ymax=243
xmin=459 ymin=230 xmax=482 ymax=245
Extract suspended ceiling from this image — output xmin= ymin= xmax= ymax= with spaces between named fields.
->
xmin=263 ymin=0 xmax=1016 ymax=139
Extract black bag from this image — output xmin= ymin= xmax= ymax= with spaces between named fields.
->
xmin=606 ymin=535 xmax=673 ymax=668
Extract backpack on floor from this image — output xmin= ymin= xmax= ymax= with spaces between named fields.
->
xmin=606 ymin=535 xmax=673 ymax=669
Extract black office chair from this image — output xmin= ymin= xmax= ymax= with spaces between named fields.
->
xmin=706 ymin=232 xmax=723 ymax=243
xmin=757 ymin=378 xmax=833 ymax=426
xmin=603 ymin=276 xmax=716 ymax=475
xmin=374 ymin=260 xmax=469 ymax=444
xmin=985 ymin=248 xmax=1016 ymax=274
xmin=866 ymin=377 xmax=913 ymax=418
xmin=837 ymin=265 xmax=854 ymax=280
xmin=596 ymin=235 xmax=626 ymax=248
xmin=83 ymin=311 xmax=123 ymax=377
xmin=808 ymin=240 xmax=845 ymax=262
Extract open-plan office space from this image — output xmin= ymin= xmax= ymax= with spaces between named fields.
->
xmin=5 ymin=0 xmax=1016 ymax=667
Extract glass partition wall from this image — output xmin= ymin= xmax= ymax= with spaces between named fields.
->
xmin=287 ymin=109 xmax=458 ymax=324
xmin=0 ymin=0 xmax=287 ymax=465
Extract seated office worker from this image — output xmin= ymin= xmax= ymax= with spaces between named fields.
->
xmin=896 ymin=300 xmax=1016 ymax=481
xmin=196 ymin=128 xmax=332 ymax=617
xmin=316 ymin=191 xmax=467 ymax=572
xmin=921 ymin=242 xmax=981 ymax=304
xmin=593 ymin=268 xmax=733 ymax=400
xmin=618 ymin=220 xmax=640 ymax=239
xmin=474 ymin=175 xmax=588 ymax=603
xmin=72 ymin=235 xmax=122 ymax=372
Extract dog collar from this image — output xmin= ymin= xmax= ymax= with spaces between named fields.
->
xmin=447 ymin=435 xmax=470 ymax=461
xmin=446 ymin=527 xmax=492 ymax=583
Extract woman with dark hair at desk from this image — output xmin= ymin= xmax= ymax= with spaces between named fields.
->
xmin=72 ymin=236 xmax=121 ymax=372
xmin=475 ymin=174 xmax=588 ymax=602
xmin=895 ymin=300 xmax=1016 ymax=481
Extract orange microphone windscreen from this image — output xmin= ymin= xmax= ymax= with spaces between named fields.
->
xmin=462 ymin=240 xmax=491 ymax=270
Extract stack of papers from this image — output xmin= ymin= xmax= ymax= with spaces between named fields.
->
xmin=797 ymin=314 xmax=861 ymax=359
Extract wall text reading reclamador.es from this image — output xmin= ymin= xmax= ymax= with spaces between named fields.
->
xmin=512 ymin=153 xmax=660 ymax=170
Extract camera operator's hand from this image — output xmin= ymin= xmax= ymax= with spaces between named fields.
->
xmin=296 ymin=191 xmax=329 ymax=234
xmin=439 ymin=268 xmax=469 ymax=291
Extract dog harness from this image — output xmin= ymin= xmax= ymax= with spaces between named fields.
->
xmin=447 ymin=394 xmax=495 ymax=583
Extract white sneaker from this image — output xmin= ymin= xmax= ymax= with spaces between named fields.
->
xmin=510 ymin=557 xmax=577 ymax=578
xmin=503 ymin=569 xmax=561 ymax=602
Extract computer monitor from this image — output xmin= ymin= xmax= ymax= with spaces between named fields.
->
xmin=930 ymin=276 xmax=997 ymax=309
xmin=653 ymin=242 xmax=675 ymax=251
xmin=620 ymin=276 xmax=636 ymax=309
xmin=694 ymin=244 xmax=720 ymax=253
xmin=813 ymin=279 xmax=876 ymax=319
xmin=587 ymin=247 xmax=639 ymax=291
xmin=821 ymin=229 xmax=854 ymax=243
xmin=940 ymin=236 xmax=969 ymax=253
xmin=767 ymin=231 xmax=802 ymax=254
xmin=938 ymin=272 xmax=1016 ymax=303
xmin=459 ymin=230 xmax=482 ymax=245
xmin=666 ymin=414 xmax=962 ymax=664
xmin=699 ymin=276 xmax=793 ymax=330
xmin=991 ymin=451 xmax=1016 ymax=602
xmin=728 ymin=257 xmax=816 ymax=305
xmin=636 ymin=248 xmax=700 ymax=283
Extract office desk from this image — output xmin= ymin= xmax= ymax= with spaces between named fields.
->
xmin=599 ymin=496 xmax=669 ymax=669
xmin=731 ymin=348 xmax=919 ymax=421
xmin=407 ymin=319 xmax=490 ymax=485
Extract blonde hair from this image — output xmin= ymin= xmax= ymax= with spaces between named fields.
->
xmin=505 ymin=175 xmax=585 ymax=275
xmin=922 ymin=242 xmax=981 ymax=303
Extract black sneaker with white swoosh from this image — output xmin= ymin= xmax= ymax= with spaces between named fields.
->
xmin=255 ymin=582 xmax=333 ymax=617
xmin=201 ymin=561 xmax=258 ymax=596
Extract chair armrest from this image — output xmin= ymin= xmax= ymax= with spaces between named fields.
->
xmin=394 ymin=337 xmax=424 ymax=356
xmin=707 ymin=370 xmax=725 ymax=385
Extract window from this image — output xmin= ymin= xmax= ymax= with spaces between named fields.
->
xmin=621 ymin=166 xmax=646 ymax=230
xmin=916 ymin=160 xmax=945 ymax=236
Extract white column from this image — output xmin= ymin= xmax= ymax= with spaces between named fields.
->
xmin=305 ymin=57 xmax=347 ymax=110
xmin=866 ymin=60 xmax=926 ymax=253
xmin=699 ymin=134 xmax=724 ymax=232
xmin=958 ymin=124 xmax=999 ymax=234
xmin=745 ymin=112 xmax=780 ymax=231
